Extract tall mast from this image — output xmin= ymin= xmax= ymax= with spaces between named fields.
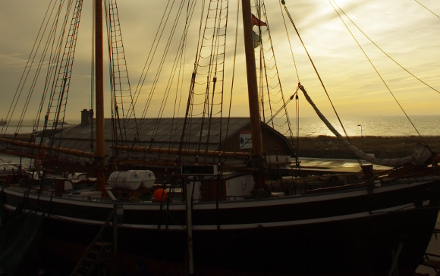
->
xmin=241 ymin=0 xmax=264 ymax=182
xmin=95 ymin=0 xmax=106 ymax=192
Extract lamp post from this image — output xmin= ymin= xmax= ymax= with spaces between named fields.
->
xmin=357 ymin=124 xmax=363 ymax=148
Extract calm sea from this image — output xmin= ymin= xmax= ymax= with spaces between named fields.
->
xmin=276 ymin=115 xmax=440 ymax=137
xmin=0 ymin=154 xmax=32 ymax=170
xmin=0 ymin=120 xmax=80 ymax=136
xmin=1 ymin=116 xmax=439 ymax=137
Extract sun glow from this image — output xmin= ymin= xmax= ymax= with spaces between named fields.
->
xmin=0 ymin=0 xmax=439 ymax=123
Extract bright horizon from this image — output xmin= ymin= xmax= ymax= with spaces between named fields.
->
xmin=0 ymin=0 xmax=439 ymax=123
xmin=4 ymin=115 xmax=439 ymax=138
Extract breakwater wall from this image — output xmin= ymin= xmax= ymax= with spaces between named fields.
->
xmin=292 ymin=136 xmax=439 ymax=159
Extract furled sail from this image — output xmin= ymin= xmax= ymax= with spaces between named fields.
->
xmin=299 ymin=85 xmax=433 ymax=167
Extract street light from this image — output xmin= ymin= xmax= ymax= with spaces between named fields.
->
xmin=357 ymin=124 xmax=363 ymax=149
xmin=357 ymin=124 xmax=362 ymax=137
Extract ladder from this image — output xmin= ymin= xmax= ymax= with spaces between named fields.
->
xmin=70 ymin=205 xmax=119 ymax=276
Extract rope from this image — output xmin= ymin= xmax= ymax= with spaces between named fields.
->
xmin=1 ymin=0 xmax=60 ymax=135
xmin=299 ymin=84 xmax=433 ymax=168
xmin=413 ymin=0 xmax=440 ymax=19
xmin=33 ymin=0 xmax=70 ymax=138
xmin=221 ymin=0 xmax=240 ymax=169
xmin=45 ymin=0 xmax=84 ymax=168
xmin=329 ymin=0 xmax=427 ymax=144
xmin=281 ymin=1 xmax=354 ymax=151
xmin=277 ymin=0 xmax=299 ymax=83
xmin=137 ymin=0 xmax=187 ymax=122
xmin=177 ymin=0 xmax=229 ymax=165
xmin=131 ymin=0 xmax=176 ymax=113
xmin=167 ymin=0 xmax=197 ymax=164
xmin=255 ymin=2 xmax=298 ymax=164
xmin=329 ymin=0 xmax=439 ymax=94
xmin=159 ymin=0 xmax=199 ymax=165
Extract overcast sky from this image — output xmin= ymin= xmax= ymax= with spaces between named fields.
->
xmin=0 ymin=0 xmax=439 ymax=125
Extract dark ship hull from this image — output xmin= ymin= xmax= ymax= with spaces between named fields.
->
xmin=2 ymin=177 xmax=439 ymax=275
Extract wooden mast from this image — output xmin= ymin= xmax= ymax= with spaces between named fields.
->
xmin=95 ymin=0 xmax=106 ymax=192
xmin=241 ymin=0 xmax=264 ymax=187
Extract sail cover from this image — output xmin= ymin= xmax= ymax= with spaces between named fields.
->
xmin=300 ymin=86 xmax=432 ymax=167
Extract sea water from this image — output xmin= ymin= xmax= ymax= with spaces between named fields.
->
xmin=2 ymin=116 xmax=439 ymax=137
xmin=0 ymin=154 xmax=32 ymax=171
xmin=0 ymin=119 xmax=80 ymax=135
xmin=275 ymin=115 xmax=440 ymax=137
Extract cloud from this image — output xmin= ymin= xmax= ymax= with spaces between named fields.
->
xmin=0 ymin=0 xmax=439 ymax=129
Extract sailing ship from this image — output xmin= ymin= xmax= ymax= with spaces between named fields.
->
xmin=0 ymin=0 xmax=439 ymax=275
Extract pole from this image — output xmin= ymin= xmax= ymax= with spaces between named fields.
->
xmin=95 ymin=0 xmax=106 ymax=193
xmin=241 ymin=0 xmax=265 ymax=188
xmin=241 ymin=0 xmax=263 ymax=159
xmin=112 ymin=204 xmax=118 ymax=276
xmin=186 ymin=178 xmax=194 ymax=275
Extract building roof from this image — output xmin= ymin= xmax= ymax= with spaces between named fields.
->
xmin=55 ymin=117 xmax=294 ymax=155
xmin=54 ymin=117 xmax=254 ymax=156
